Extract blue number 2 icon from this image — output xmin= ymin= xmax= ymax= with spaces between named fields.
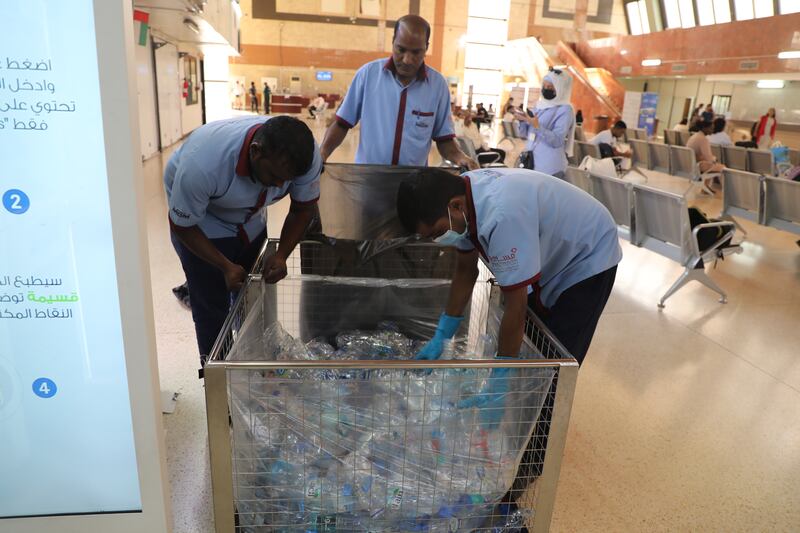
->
xmin=3 ymin=189 xmax=30 ymax=214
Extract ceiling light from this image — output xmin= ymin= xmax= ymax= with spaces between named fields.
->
xmin=641 ymin=59 xmax=661 ymax=67
xmin=757 ymin=80 xmax=784 ymax=89
xmin=778 ymin=50 xmax=800 ymax=59
xmin=620 ymin=49 xmax=628 ymax=55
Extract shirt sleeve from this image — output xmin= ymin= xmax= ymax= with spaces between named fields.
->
xmin=532 ymin=106 xmax=574 ymax=149
xmin=432 ymin=78 xmax=456 ymax=142
xmin=289 ymin=143 xmax=322 ymax=204
xmin=486 ymin=211 xmax=541 ymax=292
xmin=167 ymin=153 xmax=217 ymax=228
xmin=335 ymin=66 xmax=367 ymax=129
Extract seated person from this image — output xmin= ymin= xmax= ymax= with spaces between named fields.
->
xmin=687 ymin=120 xmax=725 ymax=173
xmin=308 ymin=96 xmax=327 ymax=118
xmin=460 ymin=113 xmax=506 ymax=164
xmin=673 ymin=118 xmax=689 ymax=133
xmin=452 ymin=108 xmax=466 ymax=137
xmin=589 ymin=120 xmax=631 ymax=158
xmin=474 ymin=103 xmax=489 ymax=130
xmin=707 ymin=117 xmax=733 ymax=146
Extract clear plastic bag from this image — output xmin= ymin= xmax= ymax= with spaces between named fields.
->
xmin=227 ymin=262 xmax=553 ymax=531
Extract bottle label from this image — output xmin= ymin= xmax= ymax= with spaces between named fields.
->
xmin=390 ymin=487 xmax=403 ymax=510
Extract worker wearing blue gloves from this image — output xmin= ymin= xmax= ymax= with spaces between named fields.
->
xmin=397 ymin=166 xmax=622 ymax=518
xmin=398 ymin=167 xmax=621 ymax=364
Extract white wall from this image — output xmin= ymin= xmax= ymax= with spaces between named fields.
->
xmin=154 ymin=42 xmax=182 ymax=148
xmin=730 ymin=82 xmax=799 ymax=125
xmin=135 ymin=38 xmax=159 ymax=160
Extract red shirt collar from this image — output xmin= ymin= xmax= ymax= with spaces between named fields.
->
xmin=463 ymin=176 xmax=486 ymax=258
xmin=235 ymin=123 xmax=265 ymax=177
xmin=383 ymin=56 xmax=428 ymax=82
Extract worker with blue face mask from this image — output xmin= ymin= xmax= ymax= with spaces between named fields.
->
xmin=513 ymin=67 xmax=576 ymax=179
xmin=397 ymin=166 xmax=621 ymax=364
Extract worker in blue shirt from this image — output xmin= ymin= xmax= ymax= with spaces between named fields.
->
xmin=514 ymin=67 xmax=576 ymax=178
xmin=397 ymin=166 xmax=621 ymax=363
xmin=397 ymin=167 xmax=621 ymax=519
xmin=165 ymin=116 xmax=322 ymax=367
xmin=320 ymin=14 xmax=477 ymax=169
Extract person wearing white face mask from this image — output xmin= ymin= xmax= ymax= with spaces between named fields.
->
xmin=513 ymin=67 xmax=576 ymax=178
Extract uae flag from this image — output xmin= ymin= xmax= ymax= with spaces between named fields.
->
xmin=134 ymin=10 xmax=150 ymax=46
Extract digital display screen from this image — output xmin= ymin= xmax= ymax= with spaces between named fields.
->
xmin=316 ymin=71 xmax=333 ymax=81
xmin=0 ymin=0 xmax=142 ymax=519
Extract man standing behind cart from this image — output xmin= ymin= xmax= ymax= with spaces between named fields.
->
xmin=165 ymin=115 xmax=322 ymax=370
xmin=319 ymin=14 xmax=477 ymax=169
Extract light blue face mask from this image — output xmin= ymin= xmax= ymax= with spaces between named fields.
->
xmin=434 ymin=208 xmax=469 ymax=246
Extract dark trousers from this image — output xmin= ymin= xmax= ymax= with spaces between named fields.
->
xmin=535 ymin=265 xmax=617 ymax=365
xmin=171 ymin=230 xmax=267 ymax=361
xmin=509 ymin=265 xmax=617 ymax=500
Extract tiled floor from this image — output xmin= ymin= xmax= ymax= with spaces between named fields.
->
xmin=143 ymin=114 xmax=800 ymax=532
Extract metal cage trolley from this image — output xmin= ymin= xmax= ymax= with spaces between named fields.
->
xmin=204 ymin=239 xmax=578 ymax=533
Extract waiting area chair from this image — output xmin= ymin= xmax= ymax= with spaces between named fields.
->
xmin=632 ymin=184 xmax=743 ymax=308
xmin=722 ymin=145 xmax=748 ymax=171
xmin=456 ymin=137 xmax=504 ymax=168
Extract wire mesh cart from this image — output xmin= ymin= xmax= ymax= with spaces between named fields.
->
xmin=204 ymin=238 xmax=578 ymax=533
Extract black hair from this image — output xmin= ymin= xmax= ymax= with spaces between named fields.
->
xmin=680 ymin=118 xmax=688 ymax=125
xmin=713 ymin=117 xmax=726 ymax=134
xmin=397 ymin=169 xmax=466 ymax=234
xmin=698 ymin=120 xmax=713 ymax=131
xmin=392 ymin=15 xmax=431 ymax=44
xmin=613 ymin=120 xmax=627 ymax=130
xmin=253 ymin=116 xmax=315 ymax=176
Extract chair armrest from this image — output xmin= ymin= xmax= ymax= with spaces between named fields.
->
xmin=690 ymin=221 xmax=737 ymax=258
xmin=477 ymin=152 xmax=501 ymax=165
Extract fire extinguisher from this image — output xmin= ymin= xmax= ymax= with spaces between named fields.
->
xmin=182 ymin=79 xmax=189 ymax=99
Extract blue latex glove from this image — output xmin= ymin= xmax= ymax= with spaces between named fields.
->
xmin=458 ymin=357 xmax=514 ymax=429
xmin=416 ymin=314 xmax=464 ymax=360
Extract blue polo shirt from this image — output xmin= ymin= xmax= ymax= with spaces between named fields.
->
xmin=164 ymin=116 xmax=321 ymax=242
xmin=455 ymin=168 xmax=622 ymax=309
xmin=336 ymin=57 xmax=455 ymax=166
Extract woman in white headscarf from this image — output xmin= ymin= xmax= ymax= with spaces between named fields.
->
xmin=514 ymin=67 xmax=576 ymax=178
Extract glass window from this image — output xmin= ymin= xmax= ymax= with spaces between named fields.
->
xmin=734 ymin=0 xmax=754 ymax=19
xmin=627 ymin=1 xmax=644 ymax=34
xmin=678 ymin=0 xmax=696 ymax=26
xmin=754 ymin=0 xmax=774 ymax=17
xmin=638 ymin=0 xmax=651 ymax=32
xmin=625 ymin=0 xmax=650 ymax=34
xmin=713 ymin=0 xmax=732 ymax=22
xmin=468 ymin=0 xmax=510 ymax=18
xmin=780 ymin=0 xmax=800 ymax=14
xmin=466 ymin=17 xmax=508 ymax=45
xmin=663 ymin=0 xmax=683 ymax=28
xmin=698 ymin=0 xmax=732 ymax=24
xmin=697 ymin=0 xmax=715 ymax=24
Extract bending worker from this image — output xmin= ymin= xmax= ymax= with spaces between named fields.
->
xmin=165 ymin=115 xmax=322 ymax=369
xmin=320 ymin=14 xmax=477 ymax=169
xmin=397 ymin=166 xmax=621 ymax=364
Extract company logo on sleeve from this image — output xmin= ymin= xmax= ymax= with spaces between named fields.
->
xmin=489 ymin=247 xmax=518 ymax=272
xmin=171 ymin=206 xmax=191 ymax=219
